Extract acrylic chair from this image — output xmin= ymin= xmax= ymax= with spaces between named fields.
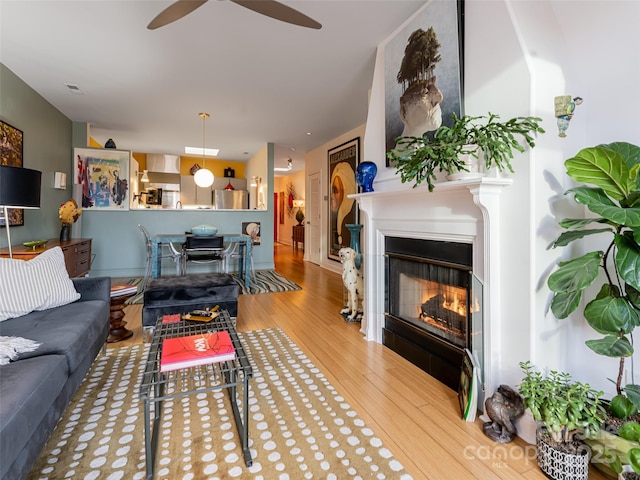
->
xmin=181 ymin=235 xmax=226 ymax=274
xmin=224 ymin=238 xmax=255 ymax=280
xmin=138 ymin=224 xmax=183 ymax=291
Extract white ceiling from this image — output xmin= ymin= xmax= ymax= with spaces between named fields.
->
xmin=0 ymin=0 xmax=425 ymax=174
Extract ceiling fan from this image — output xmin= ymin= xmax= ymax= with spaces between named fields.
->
xmin=147 ymin=0 xmax=322 ymax=30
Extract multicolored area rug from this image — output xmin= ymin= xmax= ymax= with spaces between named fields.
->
xmin=116 ymin=271 xmax=301 ymax=304
xmin=27 ymin=328 xmax=412 ymax=480
xmin=234 ymin=270 xmax=301 ymax=295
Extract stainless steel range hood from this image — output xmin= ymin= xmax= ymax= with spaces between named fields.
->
xmin=146 ymin=154 xmax=180 ymax=173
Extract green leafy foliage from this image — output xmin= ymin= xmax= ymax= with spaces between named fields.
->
xmin=630 ymin=448 xmax=640 ymax=474
xmin=611 ymin=395 xmax=638 ymax=419
xmin=565 ymin=147 xmax=636 ymax=200
xmin=518 ymin=361 xmax=605 ymax=444
xmin=386 ymin=112 xmax=544 ymax=191
xmin=618 ymin=422 xmax=640 ymax=442
xmin=548 ymin=142 xmax=640 ymax=412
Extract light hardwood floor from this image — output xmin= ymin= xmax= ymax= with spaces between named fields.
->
xmin=112 ymin=244 xmax=609 ymax=480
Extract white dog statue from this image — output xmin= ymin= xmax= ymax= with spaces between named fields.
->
xmin=338 ymin=247 xmax=363 ymax=322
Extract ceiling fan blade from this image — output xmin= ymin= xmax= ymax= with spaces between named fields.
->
xmin=231 ymin=0 xmax=322 ymax=29
xmin=147 ymin=0 xmax=209 ymax=30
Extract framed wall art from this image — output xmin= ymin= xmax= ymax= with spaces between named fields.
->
xmin=384 ymin=0 xmax=464 ymax=166
xmin=74 ymin=147 xmax=130 ymax=210
xmin=279 ymin=191 xmax=285 ymax=224
xmin=327 ymin=137 xmax=359 ymax=262
xmin=0 ymin=120 xmax=24 ymax=227
xmin=242 ymin=221 xmax=261 ymax=246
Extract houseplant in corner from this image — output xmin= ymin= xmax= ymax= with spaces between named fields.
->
xmin=386 ymin=112 xmax=544 ymax=191
xmin=546 ymin=141 xmax=640 ymax=477
xmin=518 ymin=361 xmax=606 ymax=480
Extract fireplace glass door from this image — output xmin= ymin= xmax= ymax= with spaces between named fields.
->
xmin=389 ymin=257 xmax=472 ymax=349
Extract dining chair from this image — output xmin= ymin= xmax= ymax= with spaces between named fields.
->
xmin=138 ymin=224 xmax=183 ymax=291
xmin=181 ymin=235 xmax=226 ymax=274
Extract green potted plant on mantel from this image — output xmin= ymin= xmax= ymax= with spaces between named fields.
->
xmin=546 ymin=141 xmax=640 ymax=478
xmin=518 ymin=361 xmax=606 ymax=480
xmin=386 ymin=112 xmax=544 ymax=191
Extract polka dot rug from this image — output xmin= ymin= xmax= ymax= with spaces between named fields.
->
xmin=27 ymin=328 xmax=412 ymax=480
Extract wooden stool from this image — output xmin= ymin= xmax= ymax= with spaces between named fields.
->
xmin=108 ymin=284 xmax=136 ymax=343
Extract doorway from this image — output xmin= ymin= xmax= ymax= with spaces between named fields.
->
xmin=308 ymin=172 xmax=321 ymax=265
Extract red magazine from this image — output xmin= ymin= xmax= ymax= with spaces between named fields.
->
xmin=160 ymin=330 xmax=235 ymax=373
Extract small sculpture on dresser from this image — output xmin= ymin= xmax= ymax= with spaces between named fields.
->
xmin=58 ymin=198 xmax=82 ymax=242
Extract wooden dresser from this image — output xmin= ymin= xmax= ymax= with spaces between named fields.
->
xmin=292 ymin=225 xmax=304 ymax=250
xmin=0 ymin=238 xmax=92 ymax=277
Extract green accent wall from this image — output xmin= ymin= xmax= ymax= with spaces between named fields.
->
xmin=1 ymin=63 xmax=73 ymax=247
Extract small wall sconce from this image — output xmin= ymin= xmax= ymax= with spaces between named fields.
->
xmin=141 ymin=170 xmax=150 ymax=183
xmin=54 ymin=172 xmax=67 ymax=190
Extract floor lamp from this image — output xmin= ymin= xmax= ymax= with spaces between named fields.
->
xmin=0 ymin=165 xmax=42 ymax=258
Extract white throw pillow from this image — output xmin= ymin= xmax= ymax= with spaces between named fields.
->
xmin=0 ymin=246 xmax=81 ymax=321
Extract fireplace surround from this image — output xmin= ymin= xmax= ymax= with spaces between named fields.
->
xmin=353 ymin=177 xmax=511 ymax=405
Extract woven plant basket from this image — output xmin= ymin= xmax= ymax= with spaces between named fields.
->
xmin=536 ymin=429 xmax=590 ymax=480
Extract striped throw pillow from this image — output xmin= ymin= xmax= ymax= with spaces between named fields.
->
xmin=0 ymin=246 xmax=81 ymax=321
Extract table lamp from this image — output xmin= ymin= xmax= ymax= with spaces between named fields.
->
xmin=0 ymin=165 xmax=42 ymax=258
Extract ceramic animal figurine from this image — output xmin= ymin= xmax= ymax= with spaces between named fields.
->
xmin=338 ymin=247 xmax=363 ymax=322
xmin=483 ymin=384 xmax=525 ymax=443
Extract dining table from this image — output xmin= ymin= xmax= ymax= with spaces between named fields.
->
xmin=151 ymin=233 xmax=252 ymax=288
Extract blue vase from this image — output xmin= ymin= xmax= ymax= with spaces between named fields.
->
xmin=346 ymin=223 xmax=363 ymax=270
xmin=356 ymin=161 xmax=377 ymax=193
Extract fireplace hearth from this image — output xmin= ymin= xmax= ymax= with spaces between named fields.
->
xmin=384 ymin=236 xmax=482 ymax=390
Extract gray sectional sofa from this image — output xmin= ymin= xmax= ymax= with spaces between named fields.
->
xmin=0 ymin=276 xmax=110 ymax=480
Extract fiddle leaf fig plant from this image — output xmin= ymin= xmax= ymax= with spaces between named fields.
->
xmin=547 ymin=141 xmax=640 ymax=415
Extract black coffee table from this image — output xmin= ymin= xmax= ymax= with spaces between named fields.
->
xmin=139 ymin=311 xmax=253 ymax=479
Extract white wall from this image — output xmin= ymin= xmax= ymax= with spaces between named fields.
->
xmin=304 ymin=124 xmax=366 ymax=274
xmin=359 ymin=0 xmax=640 ymax=397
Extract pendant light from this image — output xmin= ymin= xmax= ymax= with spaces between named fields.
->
xmin=193 ymin=112 xmax=214 ymax=188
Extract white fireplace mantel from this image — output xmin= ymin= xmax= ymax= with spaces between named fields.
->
xmin=351 ymin=177 xmax=512 ymax=398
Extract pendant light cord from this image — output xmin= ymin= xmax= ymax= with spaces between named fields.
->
xmin=200 ymin=112 xmax=209 ymax=168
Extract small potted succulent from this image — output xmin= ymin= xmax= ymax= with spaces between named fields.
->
xmin=518 ymin=361 xmax=606 ymax=480
xmin=386 ymin=112 xmax=544 ymax=191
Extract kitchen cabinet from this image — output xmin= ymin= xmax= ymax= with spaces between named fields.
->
xmin=180 ymin=176 xmax=248 ymax=206
xmin=180 ymin=175 xmax=212 ymax=205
